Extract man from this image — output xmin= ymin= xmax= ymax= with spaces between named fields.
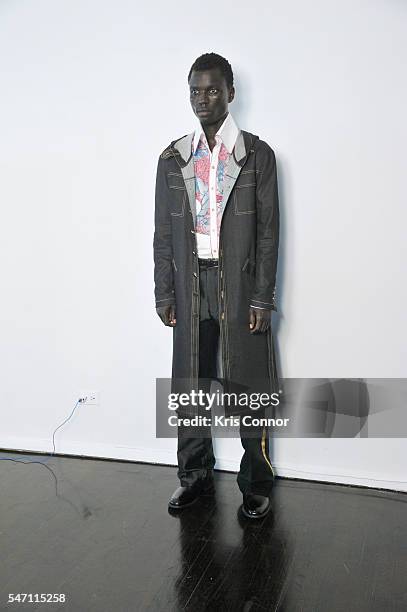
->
xmin=154 ymin=53 xmax=280 ymax=519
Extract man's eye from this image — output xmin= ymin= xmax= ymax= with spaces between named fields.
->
xmin=191 ymin=90 xmax=199 ymax=96
xmin=209 ymin=89 xmax=218 ymax=94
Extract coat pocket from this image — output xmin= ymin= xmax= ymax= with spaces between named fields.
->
xmin=168 ymin=188 xmax=186 ymax=217
xmin=234 ymin=183 xmax=256 ymax=215
xmin=167 ymin=172 xmax=186 ymax=217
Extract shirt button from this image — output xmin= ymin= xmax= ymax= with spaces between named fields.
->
xmin=211 ymin=166 xmax=215 ymax=170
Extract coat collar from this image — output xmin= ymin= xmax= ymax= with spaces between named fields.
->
xmin=172 ymin=128 xmax=251 ymax=166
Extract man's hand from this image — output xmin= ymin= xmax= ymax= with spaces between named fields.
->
xmin=249 ymin=307 xmax=271 ymax=333
xmin=156 ymin=304 xmax=176 ymax=327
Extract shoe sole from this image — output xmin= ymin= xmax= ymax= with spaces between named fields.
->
xmin=240 ymin=502 xmax=271 ymax=520
xmin=168 ymin=496 xmax=199 ymax=510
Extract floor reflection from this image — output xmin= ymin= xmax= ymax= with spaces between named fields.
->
xmin=168 ymin=486 xmax=294 ymax=611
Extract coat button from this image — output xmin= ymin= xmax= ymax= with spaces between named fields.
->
xmin=221 ymin=312 xmax=225 ymax=320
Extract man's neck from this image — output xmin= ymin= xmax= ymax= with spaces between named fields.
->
xmin=202 ymin=112 xmax=229 ymax=152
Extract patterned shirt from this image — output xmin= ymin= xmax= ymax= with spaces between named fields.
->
xmin=192 ymin=113 xmax=239 ymax=258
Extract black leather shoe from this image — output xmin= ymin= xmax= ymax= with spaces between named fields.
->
xmin=240 ymin=494 xmax=271 ymax=519
xmin=168 ymin=473 xmax=215 ymax=510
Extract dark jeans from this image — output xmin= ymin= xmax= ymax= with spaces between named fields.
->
xmin=177 ymin=260 xmax=275 ymax=496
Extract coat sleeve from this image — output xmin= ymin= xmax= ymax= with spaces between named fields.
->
xmin=250 ymin=142 xmax=280 ymax=312
xmin=153 ymin=156 xmax=175 ymax=308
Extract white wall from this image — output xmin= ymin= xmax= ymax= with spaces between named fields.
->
xmin=1 ymin=0 xmax=406 ymax=491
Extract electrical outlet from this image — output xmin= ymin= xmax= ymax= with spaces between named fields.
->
xmin=78 ymin=390 xmax=100 ymax=405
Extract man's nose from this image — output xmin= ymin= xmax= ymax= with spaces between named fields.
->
xmin=197 ymin=92 xmax=209 ymax=105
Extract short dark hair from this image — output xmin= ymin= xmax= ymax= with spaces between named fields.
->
xmin=188 ymin=53 xmax=234 ymax=89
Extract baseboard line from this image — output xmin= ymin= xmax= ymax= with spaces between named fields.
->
xmin=1 ymin=441 xmax=406 ymax=493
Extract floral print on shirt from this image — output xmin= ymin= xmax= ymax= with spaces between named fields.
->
xmin=193 ymin=138 xmax=230 ymax=236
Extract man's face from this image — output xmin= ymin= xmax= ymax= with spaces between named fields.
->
xmin=189 ymin=67 xmax=234 ymax=126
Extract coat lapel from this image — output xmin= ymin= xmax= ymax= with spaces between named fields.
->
xmin=173 ymin=133 xmax=196 ymax=226
xmin=221 ymin=130 xmax=249 ymax=209
xmin=173 ymin=130 xmax=252 ymax=226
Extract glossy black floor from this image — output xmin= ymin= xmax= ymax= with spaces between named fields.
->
xmin=1 ymin=451 xmax=406 ymax=612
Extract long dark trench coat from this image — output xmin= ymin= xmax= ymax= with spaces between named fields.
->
xmin=154 ymin=129 xmax=280 ymax=416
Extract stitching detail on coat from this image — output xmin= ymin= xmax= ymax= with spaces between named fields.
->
xmin=252 ymin=299 xmax=273 ymax=305
xmin=241 ymin=257 xmax=250 ymax=272
xmin=234 ymin=190 xmax=256 ymax=215
xmin=170 ymin=191 xmax=186 ymax=217
xmin=224 ymin=266 xmax=230 ymax=380
xmin=156 ymin=297 xmax=174 ymax=303
xmin=266 ymin=327 xmax=273 ymax=392
xmin=219 ymin=255 xmax=230 ymax=382
xmin=192 ymin=256 xmax=200 ymax=392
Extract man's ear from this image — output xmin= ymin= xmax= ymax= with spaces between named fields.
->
xmin=229 ymin=86 xmax=235 ymax=103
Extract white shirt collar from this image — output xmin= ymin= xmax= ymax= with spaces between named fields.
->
xmin=192 ymin=112 xmax=239 ymax=155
